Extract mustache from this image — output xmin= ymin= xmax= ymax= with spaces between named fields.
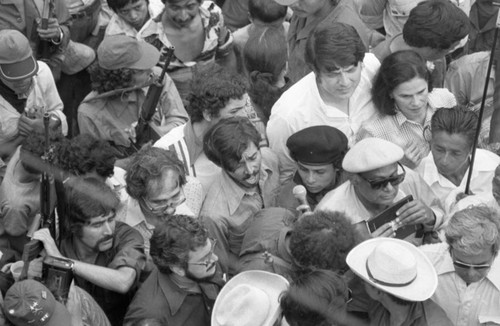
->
xmin=97 ymin=235 xmax=114 ymax=245
xmin=244 ymin=171 xmax=259 ymax=180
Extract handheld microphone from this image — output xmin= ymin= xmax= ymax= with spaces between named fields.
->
xmin=293 ymin=185 xmax=311 ymax=213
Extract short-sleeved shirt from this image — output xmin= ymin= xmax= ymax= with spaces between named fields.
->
xmin=60 ymin=221 xmax=146 ymax=326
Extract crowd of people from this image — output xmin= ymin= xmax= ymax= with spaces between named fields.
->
xmin=0 ymin=0 xmax=500 ymax=325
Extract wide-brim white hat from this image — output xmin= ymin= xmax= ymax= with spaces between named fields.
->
xmin=212 ymin=270 xmax=289 ymax=326
xmin=346 ymin=238 xmax=437 ymax=302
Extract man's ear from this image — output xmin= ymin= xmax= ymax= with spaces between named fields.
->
xmin=170 ymin=265 xmax=186 ymax=277
xmin=202 ymin=110 xmax=212 ymax=122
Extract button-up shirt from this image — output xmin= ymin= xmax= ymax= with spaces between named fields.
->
xmin=200 ymin=148 xmax=281 ymax=271
xmin=267 ymin=53 xmax=380 ymax=184
xmin=420 ymin=243 xmax=500 ymax=326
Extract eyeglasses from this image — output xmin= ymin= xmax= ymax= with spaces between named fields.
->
xmin=358 ymin=163 xmax=406 ymax=190
xmin=188 ymin=238 xmax=217 ymax=270
xmin=141 ymin=189 xmax=186 ymax=215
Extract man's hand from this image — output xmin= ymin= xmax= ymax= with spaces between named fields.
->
xmin=403 ymin=142 xmax=425 ymax=169
xmin=32 ymin=228 xmax=63 ymax=258
xmin=18 ymin=115 xmax=45 ymax=137
xmin=371 ymin=222 xmax=396 ymax=238
xmin=36 ymin=18 xmax=62 ymax=41
xmin=396 ymin=200 xmax=435 ymax=226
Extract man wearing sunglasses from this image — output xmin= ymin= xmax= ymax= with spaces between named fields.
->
xmin=124 ymin=215 xmax=224 ymax=326
xmin=420 ymin=205 xmax=500 ymax=325
xmin=316 ymin=137 xmax=444 ymax=244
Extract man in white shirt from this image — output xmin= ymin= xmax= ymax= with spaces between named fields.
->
xmin=420 ymin=205 xmax=500 ymax=326
xmin=267 ymin=21 xmax=380 ymax=183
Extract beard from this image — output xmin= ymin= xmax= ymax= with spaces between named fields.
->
xmin=185 ymin=261 xmax=218 ymax=282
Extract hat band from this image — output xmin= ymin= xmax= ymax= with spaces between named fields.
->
xmin=366 ymin=261 xmax=416 ymax=287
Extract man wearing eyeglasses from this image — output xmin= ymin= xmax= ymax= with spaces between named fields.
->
xmin=316 ymin=137 xmax=444 ymax=244
xmin=123 ymin=146 xmax=203 ymax=256
xmin=124 ymin=215 xmax=224 ymax=326
xmin=419 ymin=205 xmax=500 ymax=325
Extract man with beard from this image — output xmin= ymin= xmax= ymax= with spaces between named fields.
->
xmin=420 ymin=205 xmax=500 ymax=325
xmin=124 ymin=215 xmax=224 ymax=325
xmin=316 ymin=137 xmax=443 ymax=245
xmin=32 ymin=177 xmax=147 ymax=326
xmin=201 ymin=116 xmax=280 ymax=274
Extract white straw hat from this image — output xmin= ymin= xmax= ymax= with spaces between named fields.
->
xmin=346 ymin=238 xmax=437 ymax=302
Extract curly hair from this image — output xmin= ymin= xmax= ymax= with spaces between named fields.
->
xmin=19 ymin=130 xmax=64 ymax=174
xmin=125 ymin=146 xmax=186 ymax=200
xmin=430 ymin=106 xmax=478 ymax=149
xmin=203 ymin=116 xmax=261 ymax=172
xmin=403 ymin=0 xmax=470 ymax=51
xmin=280 ymin=269 xmax=349 ymax=326
xmin=290 ymin=210 xmax=359 ymax=274
xmin=64 ymin=176 xmax=120 ymax=238
xmin=446 ymin=205 xmax=500 ymax=256
xmin=56 ymin=134 xmax=117 ymax=179
xmin=305 ymin=21 xmax=365 ymax=74
xmin=372 ymin=50 xmax=433 ymax=115
xmin=88 ymin=62 xmax=135 ymax=94
xmin=244 ymin=26 xmax=288 ymax=123
xmin=150 ymin=215 xmax=208 ymax=274
xmin=186 ymin=64 xmax=248 ymax=123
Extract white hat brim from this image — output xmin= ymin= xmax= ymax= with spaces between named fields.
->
xmin=346 ymin=238 xmax=437 ymax=302
xmin=212 ymin=271 xmax=289 ymax=326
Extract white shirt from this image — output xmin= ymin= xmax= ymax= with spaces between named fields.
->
xmin=316 ymin=168 xmax=445 ymax=238
xmin=416 ymin=149 xmax=500 ymax=218
xmin=267 ymin=53 xmax=380 ymax=183
xmin=420 ymin=243 xmax=500 ymax=326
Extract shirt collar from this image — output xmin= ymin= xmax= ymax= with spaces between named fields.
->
xmin=221 ymin=155 xmax=273 ymax=215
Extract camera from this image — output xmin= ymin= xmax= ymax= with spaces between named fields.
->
xmin=42 ymin=256 xmax=74 ymax=304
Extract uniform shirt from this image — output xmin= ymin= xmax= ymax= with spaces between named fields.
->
xmin=416 ymin=148 xmax=500 ymax=217
xmin=78 ymin=71 xmax=187 ymax=148
xmin=124 ymin=267 xmax=224 ymax=326
xmin=420 ymin=243 xmax=500 ymax=326
xmin=200 ymin=148 xmax=281 ymax=272
xmin=267 ymin=53 xmax=380 ymax=183
xmin=357 ymin=88 xmax=456 ymax=168
xmin=60 ymin=222 xmax=147 ymax=326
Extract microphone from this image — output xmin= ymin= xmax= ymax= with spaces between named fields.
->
xmin=293 ymin=185 xmax=311 ymax=214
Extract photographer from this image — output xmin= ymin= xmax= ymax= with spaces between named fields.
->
xmin=32 ymin=177 xmax=147 ymax=326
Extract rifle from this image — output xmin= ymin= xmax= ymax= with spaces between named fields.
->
xmin=20 ymin=114 xmax=56 ymax=281
xmin=130 ymin=46 xmax=175 ymax=151
xmin=37 ymin=0 xmax=55 ymax=61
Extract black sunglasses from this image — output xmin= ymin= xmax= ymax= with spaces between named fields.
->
xmin=358 ymin=163 xmax=406 ymax=190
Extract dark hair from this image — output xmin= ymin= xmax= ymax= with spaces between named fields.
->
xmin=430 ymin=107 xmax=478 ymax=149
xmin=203 ymin=116 xmax=261 ymax=172
xmin=64 ymin=177 xmax=120 ymax=237
xmin=20 ymin=130 xmax=64 ymax=174
xmin=280 ymin=270 xmax=349 ymax=326
xmin=162 ymin=0 xmax=202 ymax=4
xmin=187 ymin=64 xmax=248 ymax=123
xmin=150 ymin=215 xmax=208 ymax=274
xmin=372 ymin=50 xmax=433 ymax=115
xmin=56 ymin=134 xmax=117 ymax=179
xmin=248 ymin=0 xmax=287 ymax=24
xmin=108 ymin=0 xmax=146 ymax=12
xmin=244 ymin=26 xmax=287 ymax=123
xmin=125 ymin=146 xmax=186 ymax=200
xmin=290 ymin=210 xmax=359 ymax=274
xmin=403 ymin=0 xmax=470 ymax=50
xmin=305 ymin=22 xmax=365 ymax=74
xmin=88 ymin=62 xmax=135 ymax=94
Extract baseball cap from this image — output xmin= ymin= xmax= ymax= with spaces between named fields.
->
xmin=97 ymin=35 xmax=160 ymax=70
xmin=4 ymin=280 xmax=72 ymax=326
xmin=0 ymin=30 xmax=38 ymax=81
